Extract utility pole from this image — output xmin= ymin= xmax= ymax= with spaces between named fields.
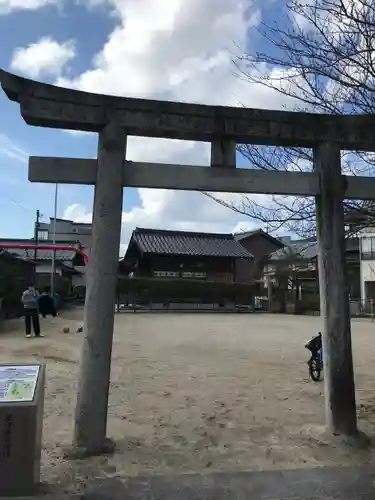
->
xmin=34 ymin=210 xmax=40 ymax=281
xmin=50 ymin=184 xmax=58 ymax=296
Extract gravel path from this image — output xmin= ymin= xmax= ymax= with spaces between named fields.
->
xmin=1 ymin=310 xmax=375 ymax=495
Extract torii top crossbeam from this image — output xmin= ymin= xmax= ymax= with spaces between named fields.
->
xmin=1 ymin=69 xmax=375 ymax=150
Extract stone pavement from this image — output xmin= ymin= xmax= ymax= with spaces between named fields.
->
xmin=80 ymin=466 xmax=375 ymax=500
xmin=9 ymin=466 xmax=374 ymax=499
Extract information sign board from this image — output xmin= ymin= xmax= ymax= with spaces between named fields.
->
xmin=0 ymin=365 xmax=40 ymax=402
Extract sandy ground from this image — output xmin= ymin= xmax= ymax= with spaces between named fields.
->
xmin=1 ymin=309 xmax=375 ymax=494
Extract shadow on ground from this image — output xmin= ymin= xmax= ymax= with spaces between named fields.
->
xmin=75 ymin=466 xmax=375 ymax=499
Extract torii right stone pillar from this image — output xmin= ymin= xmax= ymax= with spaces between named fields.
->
xmin=314 ymin=142 xmax=357 ymax=436
xmin=73 ymin=121 xmax=125 ymax=454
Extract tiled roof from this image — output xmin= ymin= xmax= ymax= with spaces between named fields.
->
xmin=270 ymin=237 xmax=359 ymax=261
xmin=270 ymin=241 xmax=318 ymax=261
xmin=5 ymin=248 xmax=76 ymax=262
xmin=0 ymin=240 xmax=78 ymax=262
xmin=130 ymin=228 xmax=253 ymax=258
xmin=234 ymin=229 xmax=284 ymax=246
xmin=234 ymin=230 xmax=259 ymax=240
xmin=0 ymin=250 xmax=33 ymax=263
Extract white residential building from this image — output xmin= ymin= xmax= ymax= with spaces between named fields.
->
xmin=38 ymin=217 xmax=92 ymax=286
xmin=38 ymin=217 xmax=92 ymax=253
xmin=358 ymin=228 xmax=375 ymax=306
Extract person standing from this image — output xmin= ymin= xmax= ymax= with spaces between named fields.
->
xmin=21 ymin=284 xmax=43 ymax=338
xmin=38 ymin=287 xmax=57 ymax=318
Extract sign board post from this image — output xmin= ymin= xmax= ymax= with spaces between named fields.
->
xmin=0 ymin=363 xmax=45 ymax=497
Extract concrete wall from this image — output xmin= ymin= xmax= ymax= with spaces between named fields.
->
xmin=358 ymin=229 xmax=375 ymax=303
xmin=35 ymin=263 xmax=62 ymax=275
xmin=72 ymin=272 xmax=86 ymax=287
xmin=35 ymin=262 xmax=86 ymax=288
xmin=360 ymin=260 xmax=375 ymax=303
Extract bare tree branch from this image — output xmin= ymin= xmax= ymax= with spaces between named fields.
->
xmin=206 ymin=0 xmax=375 ymax=238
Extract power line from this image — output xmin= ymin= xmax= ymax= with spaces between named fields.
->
xmin=9 ymin=198 xmax=35 ymax=213
xmin=0 ymin=196 xmax=35 ymax=214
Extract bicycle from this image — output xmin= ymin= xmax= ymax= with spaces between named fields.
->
xmin=305 ymin=333 xmax=323 ymax=382
xmin=308 ymin=349 xmax=323 ymax=381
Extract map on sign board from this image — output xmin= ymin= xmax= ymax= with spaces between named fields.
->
xmin=0 ymin=365 xmax=40 ymax=403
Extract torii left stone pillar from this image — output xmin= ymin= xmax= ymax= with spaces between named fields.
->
xmin=74 ymin=122 xmax=126 ymax=454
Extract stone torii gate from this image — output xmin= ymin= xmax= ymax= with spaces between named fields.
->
xmin=2 ymin=69 xmax=375 ymax=455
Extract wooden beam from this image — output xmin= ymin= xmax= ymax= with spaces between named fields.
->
xmin=29 ymin=156 xmax=375 ymax=199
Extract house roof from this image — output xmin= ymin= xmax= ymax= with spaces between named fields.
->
xmin=0 ymin=239 xmax=80 ymax=262
xmin=5 ymin=248 xmax=77 ymax=262
xmin=234 ymin=229 xmax=284 ymax=247
xmin=48 ymin=217 xmax=92 ymax=227
xmin=270 ymin=241 xmax=318 ymax=261
xmin=0 ymin=249 xmax=33 ymax=264
xmin=269 ymin=237 xmax=359 ymax=261
xmin=127 ymin=228 xmax=253 ymax=259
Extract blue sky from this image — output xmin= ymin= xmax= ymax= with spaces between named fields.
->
xmin=0 ymin=0 xmax=293 ymax=249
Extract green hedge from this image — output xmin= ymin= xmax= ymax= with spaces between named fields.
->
xmin=300 ymin=293 xmax=320 ymax=312
xmin=117 ymin=277 xmax=254 ymax=304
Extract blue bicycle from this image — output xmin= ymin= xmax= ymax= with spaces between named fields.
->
xmin=305 ymin=332 xmax=323 ymax=382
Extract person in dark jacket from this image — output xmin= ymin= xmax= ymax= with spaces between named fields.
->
xmin=38 ymin=288 xmax=57 ymax=318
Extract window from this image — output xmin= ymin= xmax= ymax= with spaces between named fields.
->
xmin=37 ymin=230 xmax=48 ymax=240
xmin=361 ymin=237 xmax=375 ymax=260
xmin=154 ymin=270 xmax=179 ymax=278
xmin=362 ymin=237 xmax=372 ymax=253
xmin=154 ymin=271 xmax=167 ymax=277
xmin=182 ymin=272 xmax=194 ymax=278
xmin=166 ymin=271 xmax=179 ymax=277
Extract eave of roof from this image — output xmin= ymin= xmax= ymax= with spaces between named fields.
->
xmin=269 ymin=236 xmax=359 ymax=261
xmin=269 ymin=241 xmax=318 ymax=260
xmin=4 ymin=248 xmax=77 ymax=262
xmin=0 ymin=238 xmax=81 ymax=245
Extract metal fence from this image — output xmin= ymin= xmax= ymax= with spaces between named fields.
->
xmin=349 ymin=299 xmax=375 ymax=317
xmin=253 ymin=296 xmax=375 ymax=318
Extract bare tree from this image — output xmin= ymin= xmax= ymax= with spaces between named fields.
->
xmin=205 ymin=0 xmax=375 ymax=238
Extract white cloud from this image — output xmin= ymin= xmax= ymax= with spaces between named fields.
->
xmin=58 ymin=0 xmax=301 ymax=246
xmin=0 ymin=0 xmax=56 ymax=14
xmin=0 ymin=133 xmax=29 ymax=163
xmin=11 ymin=37 xmax=76 ymax=79
xmin=63 ymin=188 xmax=262 ymax=256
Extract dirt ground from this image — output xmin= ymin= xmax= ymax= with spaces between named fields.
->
xmin=1 ymin=310 xmax=375 ymax=494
